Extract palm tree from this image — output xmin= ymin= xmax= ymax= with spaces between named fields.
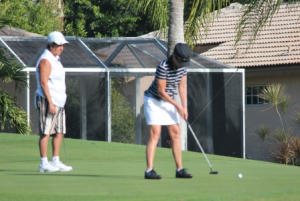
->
xmin=0 ymin=18 xmax=32 ymax=134
xmin=129 ymin=0 xmax=228 ymax=50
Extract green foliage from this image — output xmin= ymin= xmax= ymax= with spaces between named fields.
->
xmin=0 ymin=45 xmax=32 ymax=134
xmin=0 ymin=2 xmax=12 ymax=27
xmin=0 ymin=47 xmax=27 ymax=92
xmin=128 ymin=0 xmax=230 ymax=48
xmin=111 ymin=82 xmax=135 ymax=143
xmin=0 ymin=0 xmax=63 ymax=36
xmin=255 ymin=83 xmax=300 ymax=165
xmin=128 ymin=0 xmax=169 ymax=35
xmin=253 ymin=124 xmax=271 ymax=142
xmin=270 ymin=128 xmax=294 ymax=164
xmin=291 ymin=136 xmax=300 ymax=165
xmin=0 ymin=90 xmax=32 ymax=134
xmin=64 ymin=0 xmax=154 ymax=37
xmin=64 ymin=16 xmax=87 ymax=37
xmin=271 ymin=139 xmax=294 ymax=165
xmin=259 ymin=83 xmax=290 ymax=130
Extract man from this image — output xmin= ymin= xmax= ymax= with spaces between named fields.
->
xmin=143 ymin=43 xmax=193 ymax=179
xmin=34 ymin=31 xmax=72 ymax=172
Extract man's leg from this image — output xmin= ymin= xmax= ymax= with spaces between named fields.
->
xmin=52 ymin=133 xmax=63 ymax=157
xmin=38 ymin=134 xmax=60 ymax=172
xmin=51 ymin=133 xmax=73 ymax=171
xmin=146 ymin=125 xmax=161 ymax=170
xmin=167 ymin=124 xmax=182 ymax=169
xmin=39 ymin=134 xmax=50 ymax=157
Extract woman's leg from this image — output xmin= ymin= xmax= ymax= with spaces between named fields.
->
xmin=167 ymin=124 xmax=182 ymax=169
xmin=146 ymin=125 xmax=161 ymax=170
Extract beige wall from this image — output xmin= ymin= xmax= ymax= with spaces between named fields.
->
xmin=122 ymin=76 xmax=154 ymax=108
xmin=245 ymin=68 xmax=300 ymax=162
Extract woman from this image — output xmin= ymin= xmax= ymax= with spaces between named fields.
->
xmin=143 ymin=43 xmax=193 ymax=179
xmin=34 ymin=31 xmax=72 ymax=172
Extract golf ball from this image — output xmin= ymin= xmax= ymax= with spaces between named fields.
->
xmin=238 ymin=173 xmax=242 ymax=179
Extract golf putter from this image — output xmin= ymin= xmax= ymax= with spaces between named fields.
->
xmin=186 ymin=120 xmax=219 ymax=174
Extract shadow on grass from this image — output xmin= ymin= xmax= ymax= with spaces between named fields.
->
xmin=0 ymin=169 xmax=37 ymax=172
xmin=12 ymin=173 xmax=142 ymax=179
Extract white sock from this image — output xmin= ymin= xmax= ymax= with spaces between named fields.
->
xmin=40 ymin=157 xmax=48 ymax=165
xmin=177 ymin=168 xmax=183 ymax=172
xmin=52 ymin=156 xmax=60 ymax=164
xmin=146 ymin=169 xmax=153 ymax=173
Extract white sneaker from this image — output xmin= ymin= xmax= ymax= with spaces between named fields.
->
xmin=51 ymin=161 xmax=73 ymax=172
xmin=38 ymin=162 xmax=60 ymax=172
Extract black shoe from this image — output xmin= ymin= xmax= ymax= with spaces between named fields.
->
xmin=176 ymin=168 xmax=193 ymax=178
xmin=145 ymin=169 xmax=162 ymax=179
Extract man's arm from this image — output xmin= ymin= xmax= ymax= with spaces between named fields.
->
xmin=39 ymin=59 xmax=56 ymax=114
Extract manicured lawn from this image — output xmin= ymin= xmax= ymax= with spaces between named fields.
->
xmin=1 ymin=133 xmax=300 ymax=201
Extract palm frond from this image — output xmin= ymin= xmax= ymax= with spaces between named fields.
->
xmin=127 ymin=0 xmax=169 ymax=39
xmin=0 ymin=89 xmax=32 ymax=134
xmin=235 ymin=0 xmax=300 ymax=47
xmin=273 ymin=128 xmax=293 ymax=143
xmin=259 ymin=83 xmax=286 ymax=106
xmin=270 ymin=140 xmax=294 ymax=164
xmin=0 ymin=46 xmax=28 ymax=92
xmin=290 ymin=136 xmax=300 ymax=159
xmin=253 ymin=124 xmax=272 ymax=142
xmin=292 ymin=107 xmax=300 ymax=128
xmin=185 ymin=0 xmax=230 ymax=48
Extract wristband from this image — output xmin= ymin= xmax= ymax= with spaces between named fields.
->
xmin=182 ymin=103 xmax=187 ymax=106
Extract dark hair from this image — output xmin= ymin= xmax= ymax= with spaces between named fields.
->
xmin=47 ymin=42 xmax=57 ymax=50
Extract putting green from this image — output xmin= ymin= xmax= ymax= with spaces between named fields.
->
xmin=1 ymin=133 xmax=300 ymax=201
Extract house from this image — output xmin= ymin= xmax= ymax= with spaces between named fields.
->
xmin=198 ymin=3 xmax=300 ymax=162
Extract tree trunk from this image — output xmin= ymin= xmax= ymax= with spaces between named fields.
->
xmin=168 ymin=0 xmax=187 ymax=151
xmin=168 ymin=0 xmax=185 ymax=57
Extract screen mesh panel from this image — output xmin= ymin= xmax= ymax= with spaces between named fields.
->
xmin=186 ymin=72 xmax=243 ymax=158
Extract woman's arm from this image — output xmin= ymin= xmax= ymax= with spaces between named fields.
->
xmin=178 ymin=75 xmax=188 ymax=120
xmin=157 ymin=78 xmax=186 ymax=119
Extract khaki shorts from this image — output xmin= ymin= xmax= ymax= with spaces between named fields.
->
xmin=35 ymin=94 xmax=66 ymax=135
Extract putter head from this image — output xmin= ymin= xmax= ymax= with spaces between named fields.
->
xmin=210 ymin=171 xmax=219 ymax=174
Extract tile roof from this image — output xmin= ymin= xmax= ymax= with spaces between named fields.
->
xmin=0 ymin=25 xmax=42 ymax=37
xmin=201 ymin=3 xmax=300 ymax=67
xmin=140 ymin=3 xmax=300 ymax=68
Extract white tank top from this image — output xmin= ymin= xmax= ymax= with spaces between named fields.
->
xmin=35 ymin=49 xmax=66 ymax=107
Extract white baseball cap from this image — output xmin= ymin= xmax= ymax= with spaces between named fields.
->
xmin=47 ymin=31 xmax=69 ymax=45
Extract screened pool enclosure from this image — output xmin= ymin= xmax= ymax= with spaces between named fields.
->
xmin=0 ymin=36 xmax=245 ymax=158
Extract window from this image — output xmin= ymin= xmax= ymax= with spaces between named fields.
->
xmin=246 ymin=86 xmax=269 ymax=105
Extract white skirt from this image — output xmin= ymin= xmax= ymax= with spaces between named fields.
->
xmin=144 ymin=95 xmax=180 ymax=125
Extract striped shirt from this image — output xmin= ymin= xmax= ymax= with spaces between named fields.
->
xmin=144 ymin=57 xmax=187 ymax=100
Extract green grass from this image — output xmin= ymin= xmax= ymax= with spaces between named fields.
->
xmin=1 ymin=133 xmax=300 ymax=201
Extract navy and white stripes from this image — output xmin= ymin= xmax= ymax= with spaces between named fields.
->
xmin=145 ymin=57 xmax=187 ymax=100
